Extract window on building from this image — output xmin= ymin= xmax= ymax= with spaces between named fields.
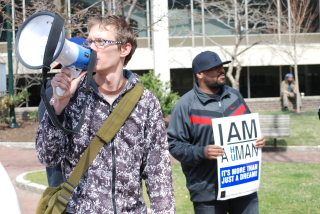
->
xmin=70 ymin=0 xmax=149 ymax=39
xmin=306 ymin=0 xmax=319 ymax=33
xmin=246 ymin=0 xmax=277 ymax=35
xmin=238 ymin=67 xmax=249 ymax=98
xmin=203 ymin=2 xmax=235 ymax=36
xmin=132 ymin=69 xmax=149 ymax=76
xmin=70 ymin=0 xmax=102 ymax=38
xmin=168 ymin=0 xmax=192 ymax=37
xmin=0 ymin=9 xmax=6 ymax=42
xmin=312 ymin=0 xmax=320 ymax=32
xmin=276 ymin=0 xmax=319 ymax=34
xmin=170 ymin=68 xmax=194 ymax=96
xmin=297 ymin=64 xmax=320 ymax=96
xmin=124 ymin=0 xmax=149 ymax=38
xmin=248 ymin=66 xmax=280 ymax=98
xmin=193 ymin=1 xmax=203 ymax=35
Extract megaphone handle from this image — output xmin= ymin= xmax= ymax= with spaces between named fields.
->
xmin=56 ymin=66 xmax=83 ymax=96
xmin=56 ymin=87 xmax=66 ymax=96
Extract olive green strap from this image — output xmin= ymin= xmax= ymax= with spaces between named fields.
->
xmin=53 ymin=83 xmax=144 ymax=213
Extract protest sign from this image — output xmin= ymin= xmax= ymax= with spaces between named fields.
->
xmin=212 ymin=113 xmax=262 ymax=200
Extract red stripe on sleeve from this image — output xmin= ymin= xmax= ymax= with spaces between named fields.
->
xmin=190 ymin=116 xmax=213 ymax=125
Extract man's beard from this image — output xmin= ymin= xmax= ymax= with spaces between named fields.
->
xmin=204 ymin=75 xmax=225 ymax=90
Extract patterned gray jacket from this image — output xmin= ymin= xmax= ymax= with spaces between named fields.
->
xmin=36 ymin=70 xmax=175 ymax=214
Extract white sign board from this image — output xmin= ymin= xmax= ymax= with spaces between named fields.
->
xmin=0 ymin=63 xmax=6 ymax=95
xmin=212 ymin=113 xmax=262 ymax=200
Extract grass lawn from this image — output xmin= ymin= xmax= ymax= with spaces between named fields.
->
xmin=257 ymin=111 xmax=320 ymax=146
xmin=26 ymin=162 xmax=320 ymax=213
xmin=259 ymin=163 xmax=320 ymax=214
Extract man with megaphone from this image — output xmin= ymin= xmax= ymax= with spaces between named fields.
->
xmin=35 ymin=15 xmax=175 ymax=213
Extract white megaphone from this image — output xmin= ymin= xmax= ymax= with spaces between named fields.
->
xmin=15 ymin=11 xmax=92 ymax=96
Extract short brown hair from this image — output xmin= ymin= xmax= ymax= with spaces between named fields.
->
xmin=87 ymin=15 xmax=137 ymax=66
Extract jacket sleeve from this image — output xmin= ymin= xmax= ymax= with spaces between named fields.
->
xmin=35 ymin=98 xmax=70 ymax=167
xmin=140 ymin=92 xmax=175 ymax=214
xmin=167 ymin=98 xmax=206 ymax=166
xmin=237 ymin=91 xmax=251 ymax=114
xmin=281 ymin=80 xmax=297 ymax=95
xmin=281 ymin=80 xmax=291 ymax=96
xmin=36 ymin=77 xmax=87 ymax=168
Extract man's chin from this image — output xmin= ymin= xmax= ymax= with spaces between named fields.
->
xmin=217 ymin=80 xmax=226 ymax=87
xmin=208 ymin=82 xmax=225 ymax=90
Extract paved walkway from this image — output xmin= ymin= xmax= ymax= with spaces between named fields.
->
xmin=0 ymin=143 xmax=319 ymax=214
xmin=0 ymin=145 xmax=43 ymax=214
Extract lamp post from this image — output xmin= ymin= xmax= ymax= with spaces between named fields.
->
xmin=6 ymin=4 xmax=19 ymax=128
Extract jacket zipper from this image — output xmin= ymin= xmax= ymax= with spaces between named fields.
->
xmin=111 ymin=140 xmax=117 ymax=213
xmin=109 ymin=94 xmax=123 ymax=213
xmin=218 ymin=101 xmax=225 ymax=117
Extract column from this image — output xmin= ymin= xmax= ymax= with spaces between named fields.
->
xmin=151 ymin=0 xmax=170 ymax=84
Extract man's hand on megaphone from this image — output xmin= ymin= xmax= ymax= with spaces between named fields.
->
xmin=51 ymin=67 xmax=87 ymax=115
xmin=52 ymin=67 xmax=87 ymax=98
xmin=52 ymin=67 xmax=87 ymax=99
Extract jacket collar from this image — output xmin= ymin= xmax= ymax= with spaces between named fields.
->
xmin=193 ymin=83 xmax=230 ymax=104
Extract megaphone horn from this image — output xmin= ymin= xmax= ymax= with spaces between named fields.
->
xmin=15 ymin=11 xmax=92 ymax=96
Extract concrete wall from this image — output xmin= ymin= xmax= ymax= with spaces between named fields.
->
xmin=128 ymin=44 xmax=320 ymax=72
xmin=14 ymin=96 xmax=320 ymax=121
xmin=245 ymin=96 xmax=320 ymax=113
xmin=14 ymin=107 xmax=38 ymax=121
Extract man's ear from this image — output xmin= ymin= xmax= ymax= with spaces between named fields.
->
xmin=196 ymin=72 xmax=203 ymax=80
xmin=120 ymin=43 xmax=132 ymax=57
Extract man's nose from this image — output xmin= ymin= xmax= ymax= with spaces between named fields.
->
xmin=90 ymin=43 xmax=98 ymax=51
xmin=218 ymin=67 xmax=225 ymax=73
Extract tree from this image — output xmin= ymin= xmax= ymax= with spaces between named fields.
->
xmin=139 ymin=71 xmax=180 ymax=117
xmin=196 ymin=0 xmax=276 ymax=91
xmin=0 ymin=0 xmax=144 ymax=105
xmin=267 ymin=0 xmax=319 ymax=113
xmin=168 ymin=0 xmax=276 ymax=91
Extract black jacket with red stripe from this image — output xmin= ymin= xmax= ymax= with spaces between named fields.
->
xmin=167 ymin=84 xmax=250 ymax=202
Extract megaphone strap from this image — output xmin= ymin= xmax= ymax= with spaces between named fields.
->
xmin=42 ymin=13 xmax=65 ymax=72
xmin=40 ymin=13 xmax=97 ymax=134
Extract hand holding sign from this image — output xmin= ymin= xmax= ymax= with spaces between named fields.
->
xmin=254 ymin=135 xmax=266 ymax=148
xmin=204 ymin=145 xmax=225 ymax=160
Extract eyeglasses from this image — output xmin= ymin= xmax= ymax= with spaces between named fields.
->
xmin=83 ymin=39 xmax=122 ymax=48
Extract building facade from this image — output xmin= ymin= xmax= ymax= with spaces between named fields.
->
xmin=1 ymin=0 xmax=320 ymax=107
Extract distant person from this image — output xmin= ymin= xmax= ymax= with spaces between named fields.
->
xmin=167 ymin=51 xmax=266 ymax=214
xmin=281 ymin=73 xmax=297 ymax=111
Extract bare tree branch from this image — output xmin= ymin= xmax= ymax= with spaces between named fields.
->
xmin=265 ymin=0 xmax=319 ymax=113
xmin=190 ymin=0 xmax=276 ymax=90
xmin=0 ymin=0 xmax=144 ymax=105
xmin=126 ymin=0 xmax=139 ymax=23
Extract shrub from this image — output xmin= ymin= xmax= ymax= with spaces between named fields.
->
xmin=0 ymin=99 xmax=9 ymax=123
xmin=28 ymin=110 xmax=38 ymax=122
xmin=0 ymin=88 xmax=30 ymax=124
xmin=138 ymin=71 xmax=180 ymax=117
